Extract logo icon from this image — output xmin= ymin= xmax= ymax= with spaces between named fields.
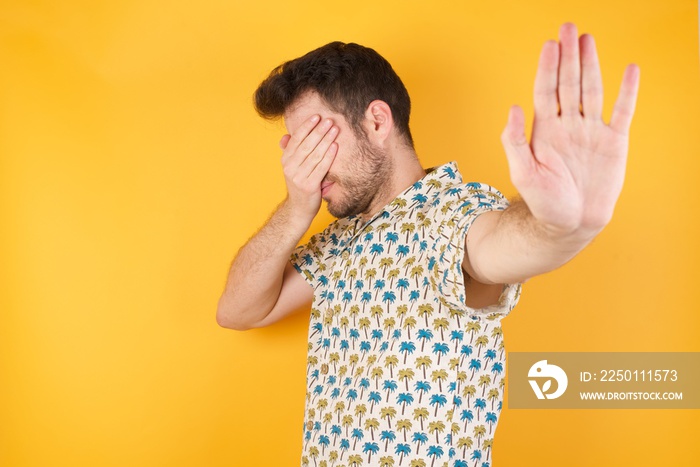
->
xmin=528 ymin=360 xmax=568 ymax=400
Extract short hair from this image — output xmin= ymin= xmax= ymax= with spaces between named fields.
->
xmin=254 ymin=42 xmax=414 ymax=147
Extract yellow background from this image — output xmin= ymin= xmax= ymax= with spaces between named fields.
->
xmin=1 ymin=1 xmax=698 ymax=466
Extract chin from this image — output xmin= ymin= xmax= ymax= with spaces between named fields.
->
xmin=326 ymin=204 xmax=342 ymax=218
xmin=327 ymin=201 xmax=349 ymax=219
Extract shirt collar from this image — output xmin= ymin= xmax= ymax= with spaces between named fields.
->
xmin=342 ymin=160 xmax=463 ymax=236
xmin=364 ymin=160 xmax=462 ymax=219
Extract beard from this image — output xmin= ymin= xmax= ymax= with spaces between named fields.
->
xmin=324 ymin=137 xmax=393 ymax=219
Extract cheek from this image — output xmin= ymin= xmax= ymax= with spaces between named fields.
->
xmin=327 ymin=144 xmax=347 ymax=176
xmin=333 ymin=129 xmax=359 ymax=157
xmin=327 ymin=130 xmax=359 ymax=179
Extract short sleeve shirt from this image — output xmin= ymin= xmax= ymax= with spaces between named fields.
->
xmin=291 ymin=161 xmax=522 ymax=467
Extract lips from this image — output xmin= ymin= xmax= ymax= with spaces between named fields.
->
xmin=321 ymin=181 xmax=334 ymax=197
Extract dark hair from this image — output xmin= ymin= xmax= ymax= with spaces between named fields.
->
xmin=254 ymin=42 xmax=414 ymax=148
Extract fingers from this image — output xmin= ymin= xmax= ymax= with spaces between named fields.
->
xmin=558 ymin=22 xmax=582 ymax=118
xmin=307 ymin=142 xmax=338 ymax=185
xmin=295 ymin=118 xmax=335 ymax=162
xmin=297 ymin=122 xmax=338 ymax=176
xmin=501 ymin=105 xmax=535 ymax=186
xmin=533 ymin=40 xmax=560 ymax=119
xmin=281 ymin=114 xmax=339 ymax=195
xmin=610 ymin=64 xmax=641 ymax=135
xmin=580 ymin=34 xmax=604 ymax=120
xmin=284 ymin=114 xmax=321 ymax=154
xmin=283 ymin=116 xmax=336 ymax=167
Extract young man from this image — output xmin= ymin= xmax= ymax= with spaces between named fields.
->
xmin=217 ymin=23 xmax=639 ymax=466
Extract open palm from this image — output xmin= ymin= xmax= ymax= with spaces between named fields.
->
xmin=502 ymin=23 xmax=640 ymax=236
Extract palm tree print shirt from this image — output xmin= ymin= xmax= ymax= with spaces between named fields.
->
xmin=291 ymin=161 xmax=522 ymax=467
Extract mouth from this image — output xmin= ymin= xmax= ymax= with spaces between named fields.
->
xmin=321 ymin=181 xmax=334 ymax=197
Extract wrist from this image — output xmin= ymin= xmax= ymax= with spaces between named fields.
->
xmin=536 ymin=218 xmax=601 ymax=247
xmin=278 ymin=197 xmax=316 ymax=235
xmin=505 ymin=199 xmax=600 ymax=249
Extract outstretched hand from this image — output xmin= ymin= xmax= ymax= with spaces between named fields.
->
xmin=501 ymin=23 xmax=640 ymax=238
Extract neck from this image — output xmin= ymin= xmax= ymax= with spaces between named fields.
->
xmin=359 ymin=146 xmax=425 ymax=222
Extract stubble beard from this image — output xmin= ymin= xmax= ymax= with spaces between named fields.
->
xmin=325 ymin=139 xmax=393 ymax=219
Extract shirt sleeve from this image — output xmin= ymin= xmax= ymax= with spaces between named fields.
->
xmin=427 ymin=182 xmax=522 ymax=318
xmin=289 ymin=221 xmax=338 ymax=289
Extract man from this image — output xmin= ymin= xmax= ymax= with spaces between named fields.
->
xmin=217 ymin=23 xmax=639 ymax=466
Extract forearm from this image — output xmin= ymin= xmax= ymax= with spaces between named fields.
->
xmin=467 ymin=198 xmax=601 ymax=285
xmin=216 ymin=199 xmax=311 ymax=329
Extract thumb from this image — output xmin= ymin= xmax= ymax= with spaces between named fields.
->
xmin=279 ymin=134 xmax=291 ymax=150
xmin=500 ymin=105 xmax=534 ymax=185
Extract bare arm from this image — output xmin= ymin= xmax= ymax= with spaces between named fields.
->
xmin=216 ymin=114 xmax=340 ymax=330
xmin=464 ymin=23 xmax=640 ymax=286
xmin=464 ymin=200 xmax=594 ymax=286
xmin=216 ymin=200 xmax=313 ymax=330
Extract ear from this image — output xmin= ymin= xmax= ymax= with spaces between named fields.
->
xmin=363 ymin=100 xmax=394 ymax=145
